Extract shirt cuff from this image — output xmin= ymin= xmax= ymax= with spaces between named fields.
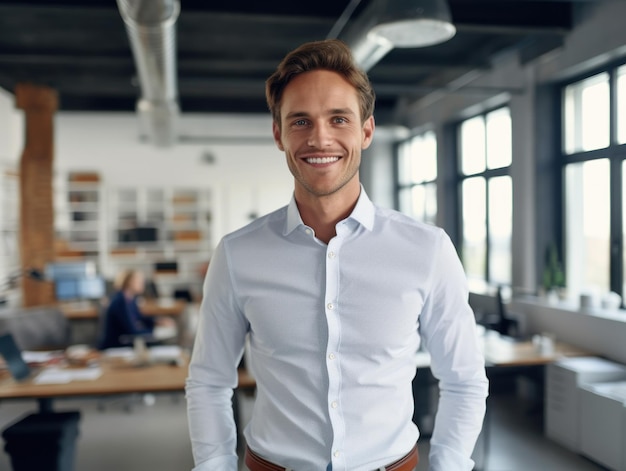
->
xmin=429 ymin=443 xmax=476 ymax=471
xmin=192 ymin=455 xmax=238 ymax=471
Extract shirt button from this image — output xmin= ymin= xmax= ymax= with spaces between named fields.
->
xmin=327 ymin=303 xmax=334 ymax=310
xmin=328 ymin=353 xmax=336 ymax=360
xmin=305 ymin=229 xmax=313 ymax=236
xmin=331 ymin=401 xmax=338 ymax=409
xmin=328 ymin=251 xmax=335 ymax=259
xmin=333 ymin=450 xmax=340 ymax=458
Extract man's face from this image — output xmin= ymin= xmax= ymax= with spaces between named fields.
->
xmin=273 ymin=69 xmax=374 ymax=200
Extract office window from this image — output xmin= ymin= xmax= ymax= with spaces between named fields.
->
xmin=565 ymin=159 xmax=610 ymax=296
xmin=397 ymin=130 xmax=437 ymax=224
xmin=458 ymin=107 xmax=512 ymax=290
xmin=563 ymin=72 xmax=610 ymax=154
xmin=562 ymin=66 xmax=626 ymax=300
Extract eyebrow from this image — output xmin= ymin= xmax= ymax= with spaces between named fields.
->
xmin=284 ymin=108 xmax=357 ymax=120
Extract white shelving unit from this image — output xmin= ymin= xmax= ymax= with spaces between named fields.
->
xmin=53 ymin=176 xmax=213 ymax=298
xmin=0 ymin=163 xmax=20 ymax=303
xmin=54 ymin=172 xmax=106 ymax=270
xmin=107 ymin=186 xmax=213 ymax=298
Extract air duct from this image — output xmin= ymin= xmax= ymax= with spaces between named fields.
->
xmin=116 ymin=0 xmax=180 ymax=147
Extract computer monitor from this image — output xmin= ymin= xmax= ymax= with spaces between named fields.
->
xmin=45 ymin=261 xmax=96 ymax=280
xmin=54 ymin=276 xmax=106 ymax=302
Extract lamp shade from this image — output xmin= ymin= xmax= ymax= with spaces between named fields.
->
xmin=368 ymin=0 xmax=456 ymax=48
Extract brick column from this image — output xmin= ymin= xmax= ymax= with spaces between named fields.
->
xmin=16 ymin=83 xmax=58 ymax=307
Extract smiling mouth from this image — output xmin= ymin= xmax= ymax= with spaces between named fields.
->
xmin=304 ymin=156 xmax=340 ymax=164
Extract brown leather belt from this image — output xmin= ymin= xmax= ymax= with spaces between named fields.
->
xmin=244 ymin=444 xmax=418 ymax=471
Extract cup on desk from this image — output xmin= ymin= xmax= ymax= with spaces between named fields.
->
xmin=133 ymin=337 xmax=149 ymax=364
xmin=533 ymin=332 xmax=555 ymax=355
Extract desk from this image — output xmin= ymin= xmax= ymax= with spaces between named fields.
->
xmin=0 ymin=356 xmax=252 ymax=412
xmin=60 ymin=299 xmax=187 ymax=320
xmin=483 ymin=335 xmax=593 ymax=367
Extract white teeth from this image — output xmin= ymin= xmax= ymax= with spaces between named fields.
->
xmin=306 ymin=156 xmax=339 ymax=164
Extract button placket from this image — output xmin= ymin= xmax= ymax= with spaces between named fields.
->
xmin=324 ymin=238 xmax=344 ymax=467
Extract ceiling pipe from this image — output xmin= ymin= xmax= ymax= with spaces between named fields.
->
xmin=116 ymin=0 xmax=180 ymax=147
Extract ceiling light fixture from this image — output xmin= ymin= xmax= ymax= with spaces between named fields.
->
xmin=368 ymin=0 xmax=456 ymax=48
xmin=340 ymin=0 xmax=456 ymax=71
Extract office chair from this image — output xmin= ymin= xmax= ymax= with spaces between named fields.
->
xmin=479 ymin=286 xmax=519 ymax=337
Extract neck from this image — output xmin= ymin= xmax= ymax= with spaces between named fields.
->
xmin=295 ymin=183 xmax=360 ymax=244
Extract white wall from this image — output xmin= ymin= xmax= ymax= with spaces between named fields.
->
xmin=54 ymin=112 xmax=293 ymax=243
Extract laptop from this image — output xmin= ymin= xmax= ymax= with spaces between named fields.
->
xmin=0 ymin=333 xmax=37 ymax=381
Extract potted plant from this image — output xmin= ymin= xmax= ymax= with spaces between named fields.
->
xmin=542 ymin=243 xmax=565 ymax=303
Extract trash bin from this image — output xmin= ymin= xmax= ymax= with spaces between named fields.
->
xmin=2 ymin=411 xmax=81 ymax=471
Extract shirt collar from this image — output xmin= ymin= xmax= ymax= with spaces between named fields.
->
xmin=284 ymin=185 xmax=375 ymax=236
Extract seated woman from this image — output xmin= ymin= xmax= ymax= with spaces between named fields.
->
xmin=98 ymin=270 xmax=172 ymax=349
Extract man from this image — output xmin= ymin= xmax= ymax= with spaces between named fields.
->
xmin=186 ymin=39 xmax=488 ymax=471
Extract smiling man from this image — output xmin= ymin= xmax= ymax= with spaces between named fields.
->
xmin=186 ymin=39 xmax=488 ymax=471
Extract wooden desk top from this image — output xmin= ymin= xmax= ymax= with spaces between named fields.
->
xmin=139 ymin=299 xmax=187 ymax=317
xmin=0 ymin=358 xmax=254 ymax=402
xmin=60 ymin=299 xmax=187 ymax=320
xmin=483 ymin=335 xmax=593 ymax=367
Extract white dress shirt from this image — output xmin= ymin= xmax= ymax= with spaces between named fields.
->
xmin=186 ymin=188 xmax=488 ymax=471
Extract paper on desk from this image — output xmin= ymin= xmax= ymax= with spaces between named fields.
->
xmin=149 ymin=345 xmax=182 ymax=362
xmin=34 ymin=367 xmax=103 ymax=385
xmin=22 ymin=350 xmax=64 ymax=363
xmin=102 ymin=347 xmax=135 ymax=359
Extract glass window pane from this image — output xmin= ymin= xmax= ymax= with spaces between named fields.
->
xmin=398 ymin=131 xmax=438 ymax=185
xmin=424 ymin=182 xmax=437 ymax=225
xmin=581 ymin=76 xmax=610 ymax=151
xmin=488 ymin=176 xmax=512 ymax=285
xmin=563 ymin=73 xmax=610 ymax=153
xmin=398 ymin=184 xmax=437 ymax=224
xmin=398 ymin=187 xmax=416 ymax=218
xmin=462 ymin=177 xmax=486 ymax=282
xmin=618 ymin=65 xmax=626 ymax=145
xmin=565 ymin=159 xmax=610 ymax=297
xmin=460 ymin=116 xmax=486 ymax=175
xmin=418 ymin=131 xmax=437 ymax=181
xmin=486 ymin=108 xmax=512 ymax=169
xmin=397 ymin=143 xmax=414 ymax=185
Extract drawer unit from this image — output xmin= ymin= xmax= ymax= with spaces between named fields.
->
xmin=579 ymin=381 xmax=626 ymax=470
xmin=545 ymin=357 xmax=626 ymax=452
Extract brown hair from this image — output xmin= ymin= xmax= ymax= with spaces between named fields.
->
xmin=265 ymin=39 xmax=375 ymax=126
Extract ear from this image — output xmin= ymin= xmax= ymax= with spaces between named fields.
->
xmin=361 ymin=115 xmax=375 ymax=150
xmin=272 ymin=121 xmax=284 ymax=151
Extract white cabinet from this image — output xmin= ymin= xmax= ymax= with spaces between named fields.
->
xmin=579 ymin=381 xmax=626 ymax=470
xmin=545 ymin=357 xmax=626 ymax=452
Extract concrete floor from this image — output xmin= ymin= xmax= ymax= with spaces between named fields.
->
xmin=0 ymin=390 xmax=606 ymax=471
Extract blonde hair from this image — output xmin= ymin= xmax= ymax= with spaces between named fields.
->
xmin=114 ymin=269 xmax=141 ymax=291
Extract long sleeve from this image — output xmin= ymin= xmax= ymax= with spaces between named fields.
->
xmin=419 ymin=233 xmax=489 ymax=470
xmin=185 ymin=240 xmax=249 ymax=471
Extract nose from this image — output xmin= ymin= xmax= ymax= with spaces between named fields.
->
xmin=307 ymin=123 xmax=332 ymax=148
